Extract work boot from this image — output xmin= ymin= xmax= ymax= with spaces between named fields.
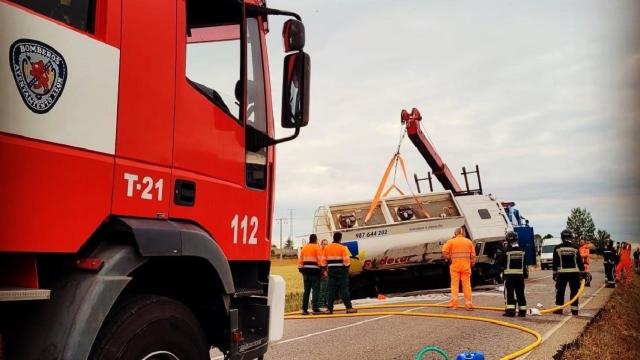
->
xmin=301 ymin=310 xmax=310 ymax=315
xmin=503 ymin=312 xmax=515 ymax=317
xmin=311 ymin=309 xmax=323 ymax=315
xmin=346 ymin=308 xmax=358 ymax=314
xmin=518 ymin=311 xmax=526 ymax=317
xmin=321 ymin=309 xmax=333 ymax=315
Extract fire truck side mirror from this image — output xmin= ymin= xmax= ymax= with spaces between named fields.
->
xmin=282 ymin=19 xmax=305 ymax=52
xmin=281 ymin=51 xmax=310 ymax=128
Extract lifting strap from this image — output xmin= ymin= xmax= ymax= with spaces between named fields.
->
xmin=364 ymin=153 xmax=432 ymax=224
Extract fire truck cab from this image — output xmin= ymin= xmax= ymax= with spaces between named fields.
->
xmin=0 ymin=0 xmax=310 ymax=359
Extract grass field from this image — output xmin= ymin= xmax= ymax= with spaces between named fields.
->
xmin=560 ymin=272 xmax=640 ymax=359
xmin=270 ymin=258 xmax=304 ymax=312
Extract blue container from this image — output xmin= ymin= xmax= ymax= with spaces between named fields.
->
xmin=455 ymin=352 xmax=485 ymax=360
xmin=514 ymin=226 xmax=536 ymax=266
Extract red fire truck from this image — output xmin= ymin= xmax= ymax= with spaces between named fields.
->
xmin=0 ymin=0 xmax=310 ymax=359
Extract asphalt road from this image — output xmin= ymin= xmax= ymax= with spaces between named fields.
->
xmin=213 ymin=259 xmax=614 ymax=360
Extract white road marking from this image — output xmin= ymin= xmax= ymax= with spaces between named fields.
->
xmin=275 ymin=305 xmax=431 ymax=346
xmin=277 ymin=298 xmax=453 ymax=347
xmin=518 ymin=282 xmax=607 ymax=360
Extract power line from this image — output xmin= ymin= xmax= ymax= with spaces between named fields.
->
xmin=274 ymin=217 xmax=288 ymax=261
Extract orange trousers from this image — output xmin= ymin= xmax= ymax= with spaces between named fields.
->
xmin=449 ymin=261 xmax=472 ymax=308
xmin=616 ymin=261 xmax=632 ymax=284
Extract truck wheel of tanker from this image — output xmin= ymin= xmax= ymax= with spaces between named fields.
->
xmin=349 ymin=274 xmax=377 ymax=299
xmin=494 ymin=271 xmax=504 ymax=284
xmin=90 ymin=295 xmax=209 ymax=360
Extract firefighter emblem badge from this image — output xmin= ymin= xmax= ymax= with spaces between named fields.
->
xmin=9 ymin=39 xmax=67 ymax=114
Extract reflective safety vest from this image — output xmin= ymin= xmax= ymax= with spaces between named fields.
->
xmin=603 ymin=248 xmax=616 ymax=264
xmin=557 ymin=247 xmax=580 ymax=273
xmin=504 ymin=250 xmax=525 ymax=275
xmin=297 ymin=243 xmax=326 ymax=271
xmin=579 ymin=244 xmax=590 ymax=263
xmin=324 ymin=242 xmax=351 ymax=268
xmin=442 ymin=235 xmax=476 ymax=264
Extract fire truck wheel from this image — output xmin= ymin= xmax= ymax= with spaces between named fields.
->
xmin=90 ymin=295 xmax=209 ymax=360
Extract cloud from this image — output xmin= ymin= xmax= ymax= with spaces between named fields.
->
xmin=266 ymin=0 xmax=640 ymax=245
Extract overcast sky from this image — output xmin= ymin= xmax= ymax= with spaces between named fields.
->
xmin=264 ymin=0 xmax=640 ymax=245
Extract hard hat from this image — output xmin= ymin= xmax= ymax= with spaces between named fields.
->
xmin=505 ymin=231 xmax=518 ymax=243
xmin=560 ymin=229 xmax=573 ymax=241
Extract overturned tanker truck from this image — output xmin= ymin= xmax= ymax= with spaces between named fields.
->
xmin=312 ymin=108 xmax=527 ymax=297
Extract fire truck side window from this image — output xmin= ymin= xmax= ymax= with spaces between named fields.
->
xmin=245 ymin=18 xmax=268 ymax=189
xmin=186 ymin=26 xmax=241 ymax=120
xmin=12 ymin=0 xmax=95 ymax=33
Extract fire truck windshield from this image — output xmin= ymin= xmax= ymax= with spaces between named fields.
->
xmin=186 ymin=17 xmax=268 ymax=189
xmin=187 ymin=24 xmax=241 ymax=119
xmin=245 ymin=17 xmax=268 ymax=189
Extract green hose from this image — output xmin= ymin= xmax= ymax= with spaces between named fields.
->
xmin=415 ymin=345 xmax=450 ymax=360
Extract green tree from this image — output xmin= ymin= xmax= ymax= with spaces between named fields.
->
xmin=566 ymin=207 xmax=596 ymax=241
xmin=595 ymin=229 xmax=611 ymax=250
xmin=285 ymin=237 xmax=294 ymax=249
xmin=543 ymin=234 xmax=554 ymax=240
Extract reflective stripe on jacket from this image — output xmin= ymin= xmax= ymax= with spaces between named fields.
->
xmin=603 ymin=248 xmax=617 ymax=264
xmin=579 ymin=244 xmax=590 ymax=265
xmin=442 ymin=235 xmax=476 ymax=265
xmin=552 ymin=241 xmax=584 ymax=273
xmin=297 ymin=243 xmax=326 ymax=269
xmin=324 ymin=242 xmax=351 ymax=267
xmin=504 ymin=250 xmax=525 ymax=275
xmin=557 ymin=247 xmax=579 ymax=273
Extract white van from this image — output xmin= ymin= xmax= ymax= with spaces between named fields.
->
xmin=540 ymin=237 xmax=562 ymax=270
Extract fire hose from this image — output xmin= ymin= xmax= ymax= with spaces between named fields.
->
xmin=284 ymin=280 xmax=586 ymax=360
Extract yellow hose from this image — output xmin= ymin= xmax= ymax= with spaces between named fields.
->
xmin=286 ymin=311 xmax=541 ymax=360
xmin=540 ymin=279 xmax=586 ymax=314
xmin=283 ymin=280 xmax=586 ymax=359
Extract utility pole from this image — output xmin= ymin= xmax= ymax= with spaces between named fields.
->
xmin=288 ymin=209 xmax=295 ymax=249
xmin=274 ymin=217 xmax=287 ymax=261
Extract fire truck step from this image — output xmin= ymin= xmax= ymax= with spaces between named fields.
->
xmin=0 ymin=287 xmax=50 ymax=302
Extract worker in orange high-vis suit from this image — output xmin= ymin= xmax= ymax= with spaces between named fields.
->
xmin=578 ymin=240 xmax=592 ymax=286
xmin=298 ymin=234 xmax=326 ymax=315
xmin=442 ymin=227 xmax=476 ymax=310
xmin=616 ymin=243 xmax=633 ymax=285
xmin=323 ymin=231 xmax=357 ymax=314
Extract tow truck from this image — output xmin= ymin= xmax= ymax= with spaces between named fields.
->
xmin=313 ymin=108 xmax=514 ymax=296
xmin=0 ymin=0 xmax=310 ymax=359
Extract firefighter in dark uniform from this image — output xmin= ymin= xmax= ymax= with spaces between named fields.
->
xmin=502 ymin=231 xmax=528 ymax=317
xmin=602 ymin=240 xmax=618 ymax=288
xmin=552 ymin=229 xmax=585 ymax=315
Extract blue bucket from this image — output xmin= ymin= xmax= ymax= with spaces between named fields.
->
xmin=455 ymin=352 xmax=485 ymax=360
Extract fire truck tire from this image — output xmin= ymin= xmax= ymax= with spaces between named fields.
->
xmin=90 ymin=295 xmax=209 ymax=360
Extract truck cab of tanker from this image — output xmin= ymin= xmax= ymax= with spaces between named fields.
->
xmin=0 ymin=0 xmax=310 ymax=359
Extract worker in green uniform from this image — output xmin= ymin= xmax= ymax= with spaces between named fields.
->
xmin=323 ymin=232 xmax=357 ymax=314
